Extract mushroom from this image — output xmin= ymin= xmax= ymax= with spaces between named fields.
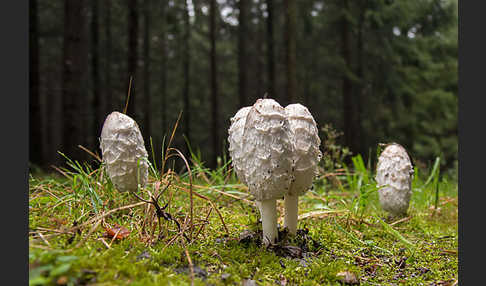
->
xmin=100 ymin=111 xmax=149 ymax=193
xmin=284 ymin=104 xmax=322 ymax=234
xmin=375 ymin=143 xmax=414 ymax=217
xmin=228 ymin=106 xmax=252 ymax=185
xmin=229 ymin=99 xmax=294 ymax=244
xmin=228 ymin=99 xmax=322 ymax=244
xmin=228 ymin=106 xmax=265 ymax=226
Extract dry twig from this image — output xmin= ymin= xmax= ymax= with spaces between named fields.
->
xmin=390 ymin=216 xmax=411 ymax=226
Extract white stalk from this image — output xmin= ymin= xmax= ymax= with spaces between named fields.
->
xmin=284 ymin=194 xmax=298 ymax=234
xmin=255 ymin=201 xmax=262 ymax=215
xmin=259 ymin=198 xmax=278 ymax=245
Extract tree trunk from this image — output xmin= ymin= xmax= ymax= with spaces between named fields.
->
xmin=341 ymin=0 xmax=354 ymax=153
xmin=255 ymin=2 xmax=265 ymax=102
xmin=182 ymin=0 xmax=191 ymax=147
xmin=160 ymin=0 xmax=167 ymax=134
xmin=46 ymin=72 xmax=63 ymax=166
xmin=62 ymin=0 xmax=88 ymax=161
xmin=127 ymin=0 xmax=138 ymax=119
xmin=192 ymin=0 xmax=204 ymax=29
xmin=266 ymin=0 xmax=275 ymax=99
xmin=301 ymin=2 xmax=313 ymax=107
xmin=104 ymin=0 xmax=112 ymax=115
xmin=91 ymin=0 xmax=102 ymax=144
xmin=210 ymin=0 xmax=220 ymax=168
xmin=143 ymin=0 xmax=151 ymax=143
xmin=238 ymin=0 xmax=248 ymax=108
xmin=354 ymin=0 xmax=367 ymax=158
xmin=29 ymin=0 xmax=42 ymax=166
xmin=284 ymin=0 xmax=297 ymax=106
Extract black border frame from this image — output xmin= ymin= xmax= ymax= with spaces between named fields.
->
xmin=2 ymin=0 xmax=28 ymax=284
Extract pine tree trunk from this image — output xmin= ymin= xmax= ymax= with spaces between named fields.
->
xmin=255 ymin=2 xmax=265 ymax=101
xmin=210 ymin=0 xmax=220 ymax=168
xmin=266 ymin=0 xmax=275 ymax=99
xmin=341 ymin=0 xmax=354 ymax=153
xmin=160 ymin=0 xmax=167 ymax=134
xmin=238 ymin=0 xmax=248 ymax=108
xmin=182 ymin=0 xmax=191 ymax=146
xmin=354 ymin=0 xmax=367 ymax=158
xmin=62 ymin=0 xmax=88 ymax=161
xmin=127 ymin=0 xmax=138 ymax=118
xmin=284 ymin=0 xmax=297 ymax=106
xmin=302 ymin=2 xmax=313 ymax=107
xmin=104 ymin=0 xmax=112 ymax=116
xmin=30 ymin=0 xmax=42 ymax=166
xmin=91 ymin=0 xmax=102 ymax=142
xmin=143 ymin=0 xmax=151 ymax=143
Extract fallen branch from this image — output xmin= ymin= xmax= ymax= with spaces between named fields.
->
xmin=33 ymin=227 xmax=75 ymax=235
xmin=37 ymin=231 xmax=51 ymax=247
xmin=74 ymin=218 xmax=103 ymax=249
xmin=29 ymin=244 xmax=54 ymax=251
xmin=299 ymin=209 xmax=349 ymax=220
xmin=390 ymin=216 xmax=411 ymax=226
xmin=76 ymin=201 xmax=145 ymax=231
xmin=98 ymin=237 xmax=110 ymax=249
xmin=194 ymin=207 xmax=213 ymax=240
xmin=181 ymin=238 xmax=195 ymax=286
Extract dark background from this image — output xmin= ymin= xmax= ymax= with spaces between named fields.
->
xmin=28 ymin=0 xmax=458 ymax=174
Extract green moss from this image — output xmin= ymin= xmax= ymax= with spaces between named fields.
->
xmin=29 ymin=162 xmax=457 ymax=285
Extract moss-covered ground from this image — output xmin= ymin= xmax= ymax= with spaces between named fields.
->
xmin=29 ymin=154 xmax=457 ymax=286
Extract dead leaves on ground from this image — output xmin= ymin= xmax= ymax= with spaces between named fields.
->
xmin=102 ymin=223 xmax=130 ymax=240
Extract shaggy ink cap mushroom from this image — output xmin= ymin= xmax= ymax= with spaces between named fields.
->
xmin=242 ymin=99 xmax=294 ymax=201
xmin=375 ymin=143 xmax=414 ymax=217
xmin=228 ymin=106 xmax=252 ymax=185
xmin=100 ymin=111 xmax=149 ymax=193
xmin=228 ymin=99 xmax=323 ymax=243
xmin=229 ymin=98 xmax=294 ymax=245
xmin=283 ymin=103 xmax=322 ymax=234
xmin=285 ymin=104 xmax=322 ymax=196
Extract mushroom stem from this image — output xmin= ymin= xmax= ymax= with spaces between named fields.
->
xmin=284 ymin=194 xmax=298 ymax=235
xmin=255 ymin=201 xmax=262 ymax=214
xmin=259 ymin=198 xmax=278 ymax=245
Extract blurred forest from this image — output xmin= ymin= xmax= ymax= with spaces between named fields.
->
xmin=29 ymin=0 xmax=458 ymax=174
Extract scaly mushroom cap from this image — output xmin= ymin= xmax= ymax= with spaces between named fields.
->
xmin=100 ymin=111 xmax=149 ymax=192
xmin=228 ymin=106 xmax=252 ymax=185
xmin=375 ymin=143 xmax=414 ymax=215
xmin=285 ymin=104 xmax=322 ymax=196
xmin=241 ymin=99 xmax=294 ymax=201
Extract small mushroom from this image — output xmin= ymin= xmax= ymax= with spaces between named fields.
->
xmin=284 ymin=104 xmax=322 ymax=234
xmin=375 ymin=143 xmax=414 ymax=217
xmin=100 ymin=111 xmax=149 ymax=192
xmin=229 ymin=99 xmax=294 ymax=245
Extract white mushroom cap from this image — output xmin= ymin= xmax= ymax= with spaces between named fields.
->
xmin=100 ymin=111 xmax=149 ymax=192
xmin=228 ymin=106 xmax=252 ymax=185
xmin=228 ymin=99 xmax=323 ymax=241
xmin=375 ymin=143 xmax=414 ymax=216
xmin=241 ymin=99 xmax=294 ymax=201
xmin=285 ymin=104 xmax=322 ymax=196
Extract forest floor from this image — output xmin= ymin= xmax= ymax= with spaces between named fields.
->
xmin=29 ymin=154 xmax=457 ymax=286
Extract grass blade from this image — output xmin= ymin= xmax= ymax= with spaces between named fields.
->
xmin=375 ymin=215 xmax=415 ymax=250
xmin=423 ymin=157 xmax=440 ymax=188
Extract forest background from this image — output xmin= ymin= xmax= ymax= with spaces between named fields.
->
xmin=28 ymin=0 xmax=458 ymax=175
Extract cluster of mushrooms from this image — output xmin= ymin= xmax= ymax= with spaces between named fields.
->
xmin=99 ymin=98 xmax=414 ymax=247
xmin=228 ymin=99 xmax=322 ymax=244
